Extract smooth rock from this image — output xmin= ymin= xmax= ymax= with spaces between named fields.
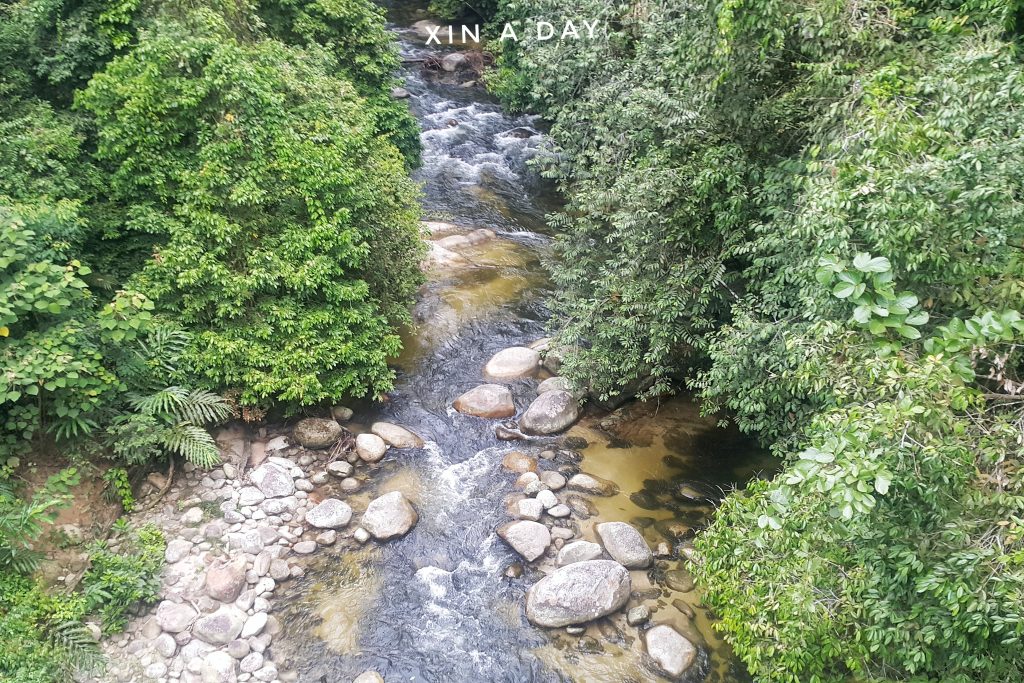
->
xmin=353 ymin=672 xmax=384 ymax=683
xmin=540 ymin=471 xmax=566 ymax=490
xmin=361 ymin=491 xmax=418 ymax=540
xmin=483 ymin=347 xmax=540 ymax=380
xmin=293 ymin=418 xmax=343 ymax=449
xmin=201 ymin=650 xmax=237 ymax=683
xmin=205 ymin=556 xmax=248 ymax=602
xmin=305 ymin=498 xmax=353 ymax=529
xmin=517 ymin=498 xmax=544 ymax=521
xmin=165 ymin=539 xmax=192 ymax=563
xmin=240 ymin=652 xmax=264 ymax=674
xmin=525 ymin=560 xmax=631 ymax=627
xmin=453 ymin=384 xmax=516 ymax=418
xmin=537 ymin=376 xmax=574 ymax=394
xmin=497 ymin=520 xmax=550 ymax=561
xmin=536 ymin=489 xmax=558 ymax=509
xmin=238 ymin=486 xmax=266 ymax=507
xmin=626 ymin=605 xmax=651 ymax=627
xmin=316 ymin=530 xmax=338 ymax=546
xmin=441 ymin=52 xmax=469 ymax=72
xmin=356 ymin=433 xmax=388 ymax=463
xmin=156 ymin=601 xmax=197 ymax=633
xmin=644 ymin=624 xmax=697 ymax=677
xmin=547 ymin=504 xmax=571 ymax=518
xmin=568 ymin=473 xmax=620 ymax=496
xmin=326 ymin=461 xmax=353 ymax=478
xmin=154 ymin=632 xmax=177 ymax=658
xmin=519 ymin=390 xmax=579 ymax=435
xmin=331 ymin=405 xmax=354 ymax=422
xmin=501 ymin=451 xmax=537 ymax=474
xmin=557 ymin=540 xmax=603 ymax=566
xmin=595 ymin=522 xmax=653 ymax=569
xmin=240 ymin=613 xmax=268 ymax=639
xmin=194 ymin=605 xmax=246 ymax=645
xmin=371 ymin=422 xmax=423 ymax=449
xmin=293 ymin=540 xmax=317 ymax=554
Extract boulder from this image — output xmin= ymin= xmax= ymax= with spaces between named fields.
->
xmin=165 ymin=539 xmax=192 ymax=563
xmin=194 ymin=605 xmax=247 ymax=645
xmin=516 ymin=498 xmax=544 ymax=521
xmin=391 ymin=87 xmax=410 ymax=99
xmin=644 ymin=625 xmax=698 ymax=677
xmin=205 ymin=556 xmax=248 ymax=602
xmin=356 ymin=433 xmax=388 ymax=462
xmin=155 ymin=600 xmax=197 ymax=633
xmin=441 ymin=52 xmax=469 ymax=72
xmin=497 ymin=520 xmax=550 ymax=561
xmin=361 ymin=491 xmax=418 ymax=540
xmin=568 ymin=472 xmax=620 ymax=496
xmin=331 ymin=405 xmax=354 ymax=422
xmin=556 ymin=541 xmax=604 ymax=566
xmin=371 ymin=422 xmax=424 ymax=449
xmin=483 ymin=347 xmax=540 ymax=380
xmin=595 ymin=522 xmax=652 ymax=569
xmin=519 ymin=391 xmax=579 ymax=435
xmin=249 ymin=462 xmax=294 ymax=499
xmin=293 ymin=417 xmax=343 ymax=449
xmin=453 ymin=384 xmax=516 ymax=418
xmin=326 ymin=461 xmax=353 ymax=478
xmin=525 ymin=560 xmax=631 ymax=627
xmin=537 ymin=376 xmax=574 ymax=394
xmin=306 ymin=498 xmax=353 ymax=529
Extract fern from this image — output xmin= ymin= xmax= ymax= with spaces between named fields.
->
xmin=47 ymin=620 xmax=104 ymax=678
xmin=161 ymin=424 xmax=221 ymax=468
xmin=115 ymin=386 xmax=230 ymax=468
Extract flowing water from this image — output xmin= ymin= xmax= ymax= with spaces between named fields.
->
xmin=273 ymin=5 xmax=774 ymax=681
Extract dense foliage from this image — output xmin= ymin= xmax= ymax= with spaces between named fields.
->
xmin=491 ymin=0 xmax=1024 ymax=680
xmin=1 ymin=1 xmax=418 ymax=679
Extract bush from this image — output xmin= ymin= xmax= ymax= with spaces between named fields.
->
xmin=82 ymin=523 xmax=165 ymax=633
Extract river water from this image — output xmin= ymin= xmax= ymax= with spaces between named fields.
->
xmin=273 ymin=4 xmax=773 ymax=681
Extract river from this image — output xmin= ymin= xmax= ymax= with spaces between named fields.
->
xmin=272 ymin=4 xmax=773 ymax=681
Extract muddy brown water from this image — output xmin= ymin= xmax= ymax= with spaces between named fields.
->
xmin=271 ymin=3 xmax=772 ymax=681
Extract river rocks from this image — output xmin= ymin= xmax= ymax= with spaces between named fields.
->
xmin=484 ymin=347 xmax=540 ymax=380
xmin=453 ymin=384 xmax=516 ymax=418
xmin=361 ymin=491 xmax=418 ymax=540
xmin=525 ymin=560 xmax=631 ymax=627
xmin=354 ymin=672 xmax=385 ymax=683
xmin=548 ymin=504 xmax=571 ymax=518
xmin=556 ymin=540 xmax=603 ymax=566
xmin=595 ymin=522 xmax=652 ymax=569
xmin=371 ymin=422 xmax=424 ymax=449
xmin=663 ymin=569 xmax=695 ymax=593
xmin=536 ymin=489 xmax=558 ymax=509
xmin=626 ymin=605 xmax=651 ymax=627
xmin=239 ymin=486 xmax=266 ymax=507
xmin=306 ymin=498 xmax=353 ymax=529
xmin=156 ymin=601 xmax=197 ymax=633
xmin=293 ymin=540 xmax=317 ymax=554
xmin=326 ymin=461 xmax=353 ymax=478
xmin=568 ymin=472 xmax=620 ymax=496
xmin=441 ymin=52 xmax=469 ymax=72
xmin=498 ymin=520 xmax=550 ymax=561
xmin=540 ymin=471 xmax=566 ymax=490
xmin=501 ymin=451 xmax=537 ymax=473
xmin=293 ymin=418 xmax=343 ymax=449
xmin=391 ymin=86 xmax=410 ymax=99
xmin=356 ymin=433 xmax=388 ymax=462
xmin=644 ymin=625 xmax=697 ymax=677
xmin=205 ymin=557 xmax=248 ymax=602
xmin=249 ymin=462 xmax=294 ymax=499
xmin=519 ymin=390 xmax=579 ymax=435
xmin=331 ymin=405 xmax=354 ymax=422
xmin=241 ymin=612 xmax=268 ymax=639
xmin=194 ymin=605 xmax=247 ymax=645
xmin=537 ymin=376 xmax=574 ymax=395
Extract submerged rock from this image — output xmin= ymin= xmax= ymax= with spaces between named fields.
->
xmin=361 ymin=491 xmax=418 ymax=540
xmin=595 ymin=522 xmax=653 ymax=569
xmin=497 ymin=520 xmax=550 ymax=561
xmin=484 ymin=347 xmax=540 ymax=380
xmin=519 ymin=390 xmax=579 ymax=435
xmin=501 ymin=451 xmax=537 ymax=474
xmin=525 ymin=560 xmax=631 ymax=627
xmin=371 ymin=422 xmax=424 ymax=449
xmin=568 ymin=472 xmax=620 ymax=496
xmin=453 ymin=384 xmax=516 ymax=418
xmin=644 ymin=624 xmax=698 ymax=677
xmin=293 ymin=418 xmax=343 ymax=449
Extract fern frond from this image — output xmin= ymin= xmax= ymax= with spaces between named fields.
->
xmin=162 ymin=424 xmax=221 ymax=468
xmin=130 ymin=386 xmax=189 ymax=418
xmin=177 ymin=389 xmax=232 ymax=425
xmin=48 ymin=620 xmax=105 ymax=677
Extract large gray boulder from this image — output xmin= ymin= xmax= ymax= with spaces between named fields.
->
xmin=361 ymin=491 xmax=418 ymax=540
xmin=305 ymin=498 xmax=353 ymax=529
xmin=249 ymin=462 xmax=294 ymax=499
xmin=595 ymin=522 xmax=653 ymax=569
xmin=293 ymin=417 xmax=343 ymax=449
xmin=644 ymin=624 xmax=698 ymax=677
xmin=194 ymin=605 xmax=246 ymax=645
xmin=453 ymin=384 xmax=516 ymax=418
xmin=483 ymin=347 xmax=540 ymax=380
xmin=525 ymin=560 xmax=631 ymax=627
xmin=497 ymin=520 xmax=550 ymax=562
xmin=371 ymin=422 xmax=424 ymax=449
xmin=519 ymin=390 xmax=579 ymax=435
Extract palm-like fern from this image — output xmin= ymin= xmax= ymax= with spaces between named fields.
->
xmin=0 ymin=478 xmax=67 ymax=573
xmin=111 ymin=387 xmax=231 ymax=468
xmin=48 ymin=620 xmax=104 ymax=678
